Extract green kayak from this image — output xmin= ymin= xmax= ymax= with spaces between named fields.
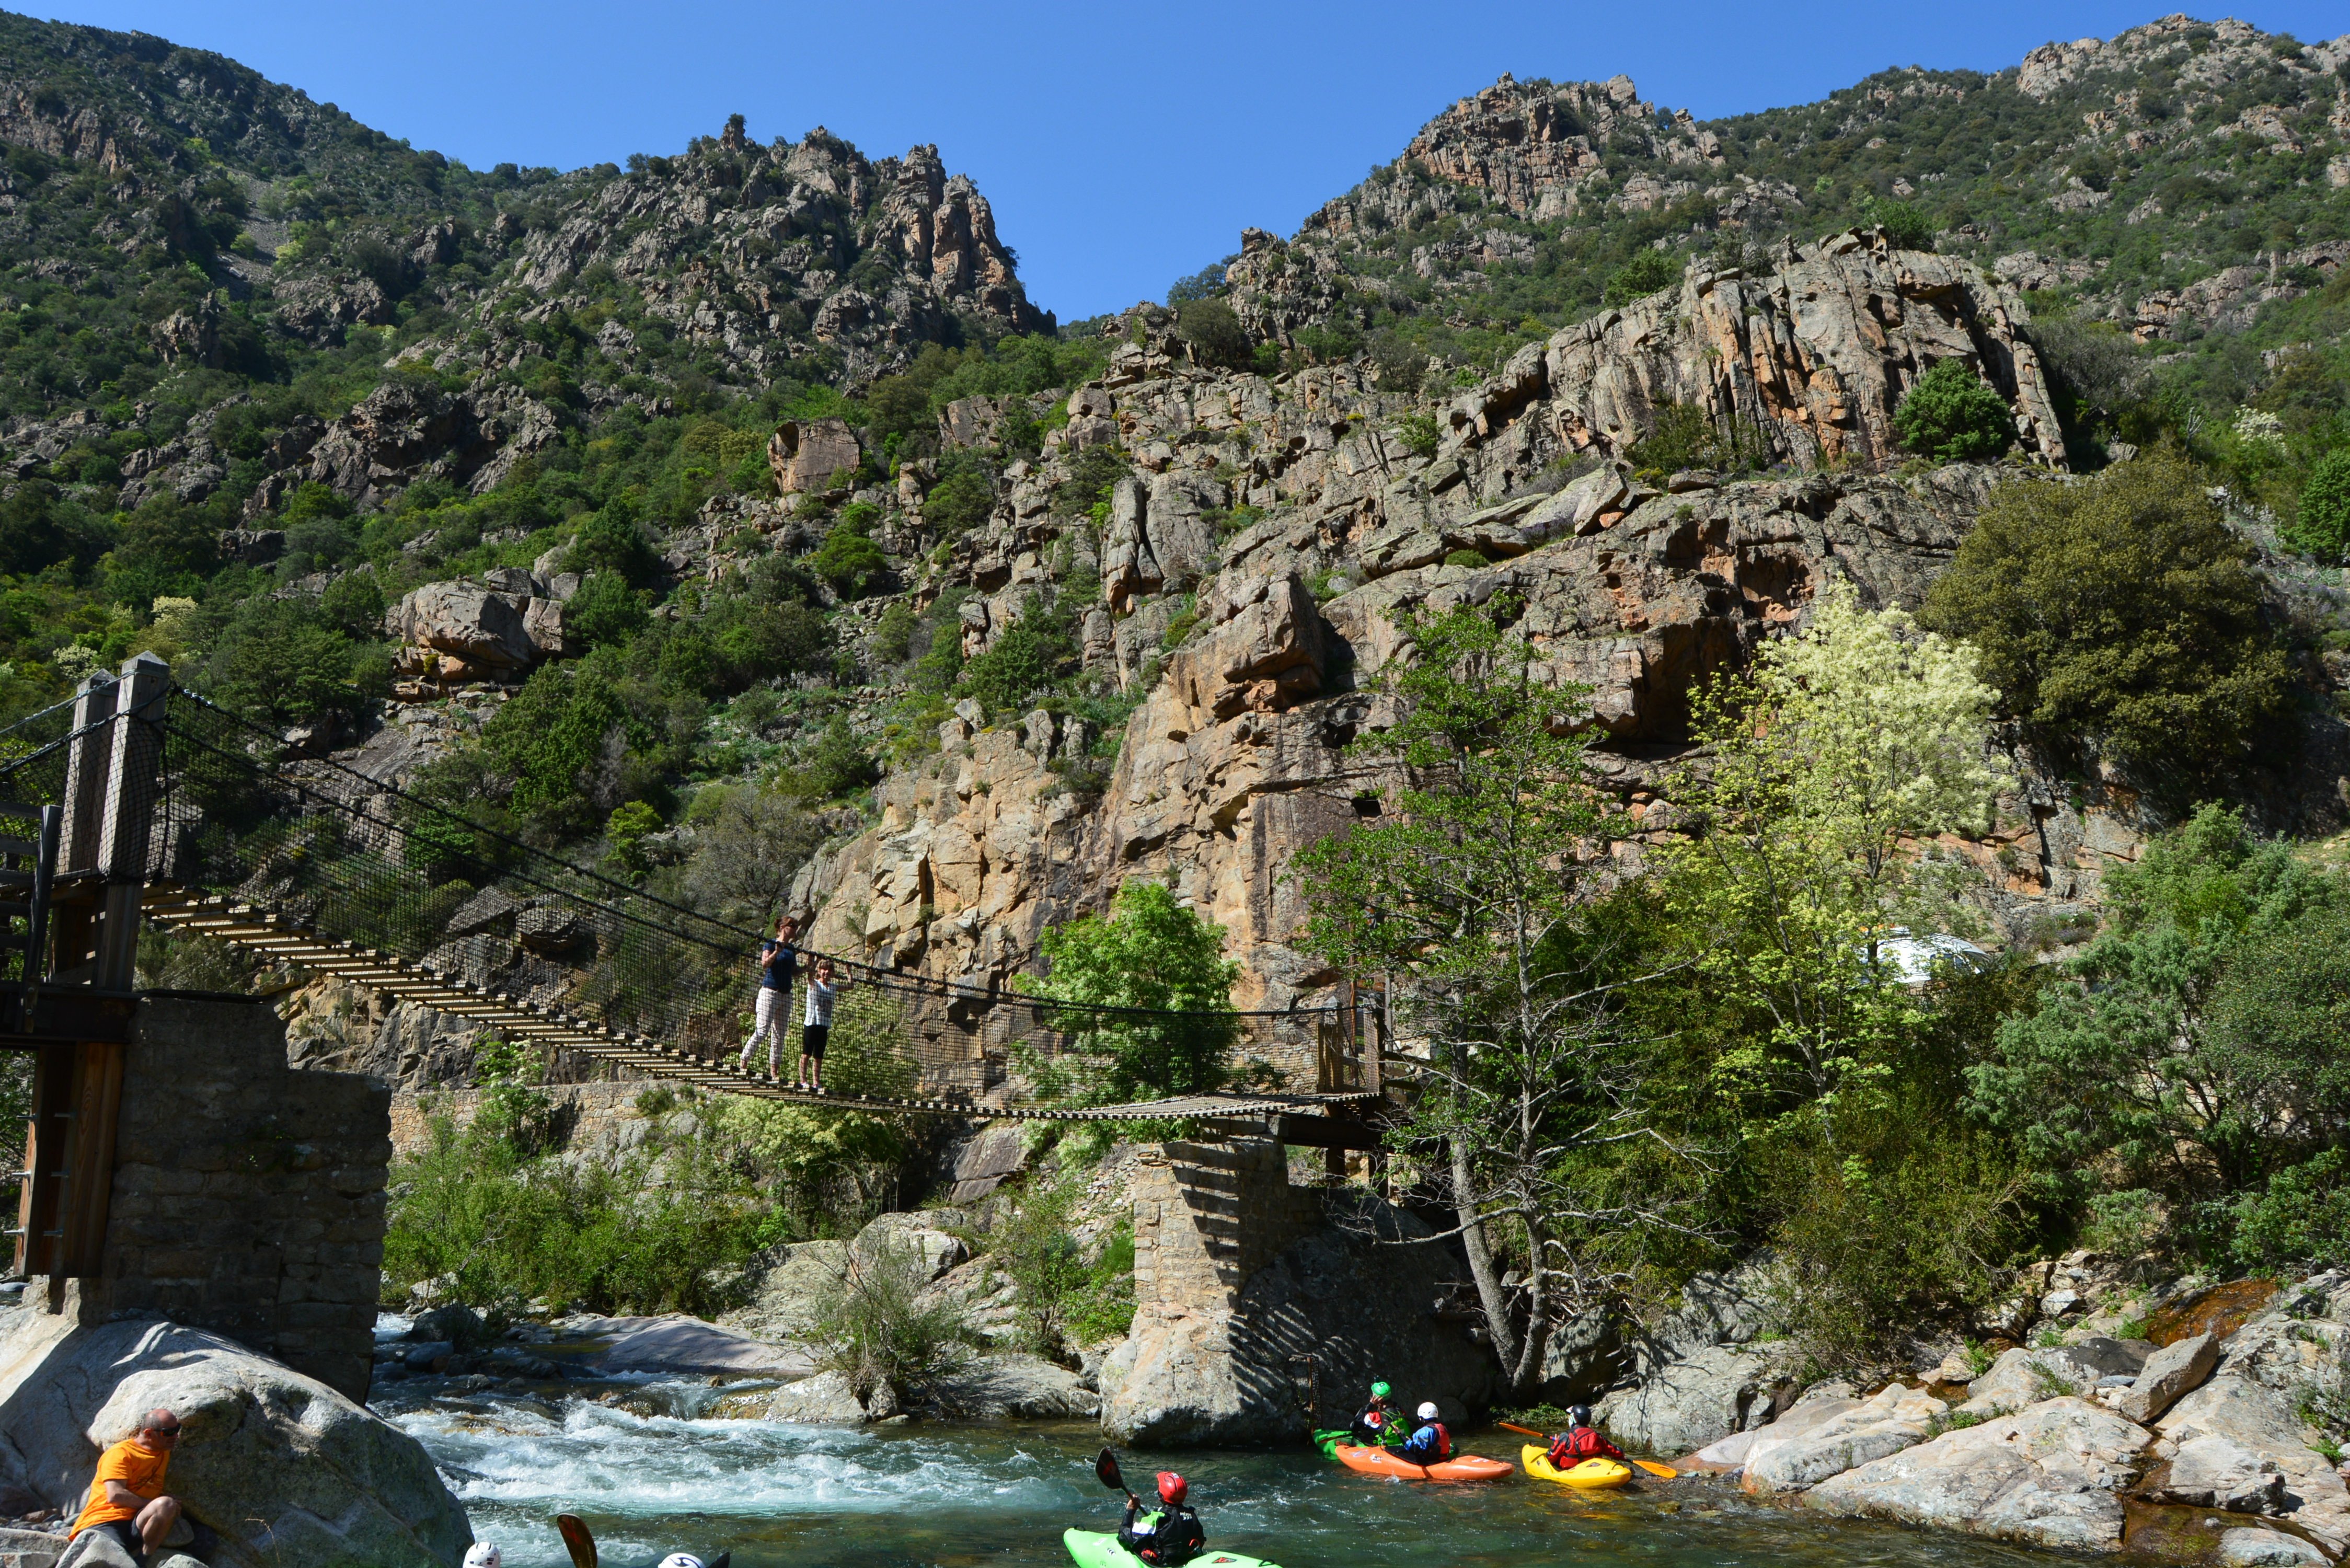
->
xmin=1063 ymin=1529 xmax=1282 ymax=1568
xmin=1313 ymin=1425 xmax=1403 ymax=1459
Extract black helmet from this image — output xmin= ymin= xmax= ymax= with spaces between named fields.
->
xmin=1569 ymin=1404 xmax=1593 ymax=1425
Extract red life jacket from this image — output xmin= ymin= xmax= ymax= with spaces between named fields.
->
xmin=1551 ymin=1427 xmax=1617 ymax=1464
xmin=1424 ymin=1421 xmax=1452 ymax=1460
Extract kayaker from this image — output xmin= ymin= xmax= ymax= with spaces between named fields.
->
xmin=1548 ymin=1405 xmax=1626 ymax=1466
xmin=463 ymin=1547 xmax=502 ymax=1568
xmin=1351 ymin=1380 xmax=1400 ymax=1446
xmin=1396 ymin=1401 xmax=1452 ymax=1463
xmin=1118 ymin=1471 xmax=1206 ymax=1565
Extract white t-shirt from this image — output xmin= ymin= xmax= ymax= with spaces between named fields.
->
xmin=804 ymin=977 xmax=838 ymax=1027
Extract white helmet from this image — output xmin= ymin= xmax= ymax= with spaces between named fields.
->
xmin=463 ymin=1547 xmax=502 ymax=1568
xmin=658 ymin=1556 xmax=705 ymax=1568
xmin=1418 ymin=1401 xmax=1440 ymax=1420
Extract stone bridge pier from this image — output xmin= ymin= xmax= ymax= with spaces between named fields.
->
xmin=1102 ymin=1136 xmax=1497 ymax=1448
xmin=15 ymin=996 xmax=391 ymax=1402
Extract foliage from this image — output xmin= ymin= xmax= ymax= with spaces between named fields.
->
xmin=1966 ymin=804 xmax=2350 ymax=1223
xmin=1859 ymin=196 xmax=1933 ymax=250
xmin=813 ymin=1238 xmax=978 ymax=1403
xmin=2229 ymin=1149 xmax=2350 ymax=1276
xmin=986 ymin=1165 xmax=1136 ymax=1354
xmin=1023 ymin=878 xmax=1240 ymax=1106
xmin=1298 ymin=596 xmax=1700 ymax=1394
xmin=1921 ymin=453 xmax=2290 ymax=768
xmin=1663 ymin=583 xmax=2005 ymax=1128
xmin=1174 ymin=298 xmax=1252 ymax=371
xmin=1602 ymin=249 xmax=1681 ymax=307
xmin=957 ymin=601 xmax=1079 ymax=717
xmin=1893 ymin=362 xmax=2014 ymax=462
xmin=1395 ymin=413 xmax=1441 ymax=459
xmin=2287 ymin=447 xmax=2350 ymax=562
xmin=809 ymin=509 xmax=889 ymax=598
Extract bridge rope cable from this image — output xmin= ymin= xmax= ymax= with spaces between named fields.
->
xmin=0 ymin=686 xmax=1380 ymax=1118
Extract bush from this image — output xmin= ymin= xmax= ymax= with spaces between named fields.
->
xmin=2288 ymin=448 xmax=2350 ymax=562
xmin=1627 ymin=402 xmax=1726 ymax=478
xmin=1174 ymin=297 xmax=1252 ymax=371
xmin=1395 ymin=413 xmax=1440 ymax=460
xmin=1860 ymin=196 xmax=1934 ymax=251
xmin=1894 ymin=362 xmax=2014 ymax=463
xmin=566 ymin=572 xmax=650 ymax=647
xmin=814 ymin=1238 xmax=977 ymax=1403
xmin=2230 ymin=1150 xmax=2350 ymax=1275
xmin=1023 ymin=878 xmax=1240 ymax=1105
xmin=809 ymin=514 xmax=888 ymax=598
xmin=958 ymin=603 xmax=1077 ymax=716
xmin=923 ymin=464 xmax=995 ymax=535
xmin=1602 ymin=248 xmax=1681 ymax=307
xmin=1921 ymin=453 xmax=2289 ymax=766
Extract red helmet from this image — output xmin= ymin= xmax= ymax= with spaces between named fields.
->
xmin=1156 ymin=1472 xmax=1187 ymax=1505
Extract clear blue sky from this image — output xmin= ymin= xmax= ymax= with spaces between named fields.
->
xmin=31 ymin=1 xmax=2350 ymax=322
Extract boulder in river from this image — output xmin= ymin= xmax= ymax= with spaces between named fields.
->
xmin=2116 ymin=1332 xmax=2220 ymax=1424
xmin=1680 ymin=1386 xmax=1859 ymax=1471
xmin=1594 ymin=1343 xmax=1803 ymax=1456
xmin=579 ymin=1313 xmax=818 ymax=1378
xmin=2218 ymin=1529 xmax=2332 ymax=1567
xmin=1801 ymin=1396 xmax=2147 ymax=1552
xmin=921 ymin=1353 xmax=1101 ymax=1420
xmin=1958 ymin=1338 xmax=2151 ymax=1415
xmin=0 ymin=1308 xmax=470 ymax=1567
xmin=717 ymin=1240 xmax=851 ymax=1342
xmin=2153 ymin=1358 xmax=2350 ymax=1554
xmin=1742 ymin=1382 xmax=1943 ymax=1493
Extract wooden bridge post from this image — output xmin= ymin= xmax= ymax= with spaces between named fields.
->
xmin=93 ymin=652 xmax=169 ymax=991
xmin=10 ymin=1044 xmax=72 ymax=1277
xmin=50 ymin=671 xmax=117 ymax=978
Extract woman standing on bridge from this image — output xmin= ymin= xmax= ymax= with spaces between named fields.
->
xmin=737 ymin=914 xmax=801 ymax=1080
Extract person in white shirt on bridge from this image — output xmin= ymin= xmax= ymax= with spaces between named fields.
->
xmin=799 ymin=955 xmax=850 ymax=1092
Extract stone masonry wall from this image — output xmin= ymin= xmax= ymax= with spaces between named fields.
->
xmin=1130 ymin=1138 xmax=1325 ymax=1313
xmin=31 ymin=997 xmax=392 ymax=1402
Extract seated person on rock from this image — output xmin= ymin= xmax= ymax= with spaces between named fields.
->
xmin=1351 ymin=1380 xmax=1402 ymax=1446
xmin=1397 ymin=1402 xmax=1452 ymax=1464
xmin=69 ymin=1408 xmax=185 ymax=1562
xmin=1548 ymin=1404 xmax=1625 ymax=1467
xmin=1119 ymin=1472 xmax=1206 ymax=1566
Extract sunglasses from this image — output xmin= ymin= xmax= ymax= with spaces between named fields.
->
xmin=147 ymin=1425 xmax=181 ymax=1437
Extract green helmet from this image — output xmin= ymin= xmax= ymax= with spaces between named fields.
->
xmin=1370 ymin=1381 xmax=1392 ymax=1400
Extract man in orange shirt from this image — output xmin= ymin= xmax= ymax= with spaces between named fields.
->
xmin=69 ymin=1408 xmax=184 ymax=1561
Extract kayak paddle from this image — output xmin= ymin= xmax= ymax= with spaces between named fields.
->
xmin=556 ymin=1516 xmax=597 ymax=1568
xmin=1096 ymin=1447 xmax=1138 ymax=1503
xmin=1495 ymin=1421 xmax=1679 ymax=1479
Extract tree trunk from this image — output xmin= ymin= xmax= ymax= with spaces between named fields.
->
xmin=1452 ymin=1138 xmax=1525 ymax=1394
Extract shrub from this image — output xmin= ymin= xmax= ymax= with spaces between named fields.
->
xmin=814 ymin=1238 xmax=978 ymax=1403
xmin=1921 ymin=453 xmax=2289 ymax=766
xmin=809 ymin=514 xmax=888 ymax=598
xmin=1894 ymin=362 xmax=2014 ymax=463
xmin=2229 ymin=1149 xmax=2350 ymax=1276
xmin=1395 ymin=413 xmax=1441 ymax=459
xmin=565 ymin=573 xmax=650 ymax=647
xmin=1022 ymin=878 xmax=1239 ymax=1105
xmin=958 ymin=604 xmax=1077 ymax=715
xmin=1174 ymin=297 xmax=1252 ymax=371
xmin=2288 ymin=448 xmax=2350 ymax=562
xmin=1442 ymin=549 xmax=1487 ymax=571
xmin=1627 ymin=402 xmax=1725 ymax=478
xmin=1860 ymin=196 xmax=1934 ymax=251
xmin=1602 ymin=248 xmax=1681 ymax=307
xmin=923 ymin=464 xmax=995 ymax=535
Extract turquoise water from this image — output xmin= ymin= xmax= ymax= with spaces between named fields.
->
xmin=382 ymin=1379 xmax=2060 ymax=1568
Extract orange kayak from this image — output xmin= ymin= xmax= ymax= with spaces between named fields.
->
xmin=1332 ymin=1444 xmax=1512 ymax=1482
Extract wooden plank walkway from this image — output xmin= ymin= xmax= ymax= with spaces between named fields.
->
xmin=139 ymin=883 xmax=1376 ymax=1124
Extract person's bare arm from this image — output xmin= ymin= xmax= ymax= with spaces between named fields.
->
xmin=101 ymin=1480 xmax=148 ymax=1508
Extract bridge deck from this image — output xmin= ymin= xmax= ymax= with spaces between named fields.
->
xmin=139 ymin=885 xmax=1376 ymax=1124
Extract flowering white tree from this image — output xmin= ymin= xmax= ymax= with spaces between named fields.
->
xmin=1665 ymin=582 xmax=2009 ymax=1119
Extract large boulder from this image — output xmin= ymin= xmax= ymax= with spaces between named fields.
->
xmin=0 ymin=1310 xmax=470 ymax=1567
xmin=2117 ymin=1332 xmax=2220 ymax=1424
xmin=1594 ymin=1343 xmax=1802 ymax=1456
xmin=2153 ymin=1372 xmax=2350 ymax=1554
xmin=1959 ymin=1338 xmax=2151 ymax=1415
xmin=768 ymin=419 xmax=862 ymax=496
xmin=1742 ymin=1381 xmax=1944 ymax=1494
xmin=390 ymin=582 xmax=538 ymax=672
xmin=922 ymin=1353 xmax=1101 ymax=1420
xmin=1683 ymin=1386 xmax=1859 ymax=1470
xmin=851 ymin=1211 xmax=970 ymax=1281
xmin=579 ymin=1314 xmax=817 ymax=1377
xmin=717 ymin=1240 xmax=850 ymax=1342
xmin=1802 ymin=1397 xmax=2147 ymax=1552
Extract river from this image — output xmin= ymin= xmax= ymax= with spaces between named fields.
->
xmin=378 ymin=1372 xmax=2063 ymax=1568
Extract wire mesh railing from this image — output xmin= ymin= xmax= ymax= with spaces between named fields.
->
xmin=0 ymin=679 xmax=1385 ymax=1115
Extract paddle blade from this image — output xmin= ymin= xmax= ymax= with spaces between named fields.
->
xmin=555 ymin=1514 xmax=597 ymax=1568
xmin=1496 ymin=1421 xmax=1544 ymax=1439
xmin=1095 ymin=1448 xmax=1126 ymax=1494
xmin=1633 ymin=1458 xmax=1679 ymax=1479
xmin=709 ymin=1556 xmax=731 ymax=1568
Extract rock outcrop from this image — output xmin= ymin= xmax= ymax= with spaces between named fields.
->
xmin=1802 ymin=1397 xmax=2147 ymax=1552
xmin=1741 ymin=1381 xmax=1944 ymax=1493
xmin=0 ymin=1309 xmax=470 ymax=1568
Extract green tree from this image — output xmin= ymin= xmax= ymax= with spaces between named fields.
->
xmin=1966 ymin=805 xmax=2349 ymax=1216
xmin=605 ymin=799 xmax=663 ymax=874
xmin=1297 ymin=598 xmax=1699 ymax=1397
xmin=566 ymin=573 xmax=650 ymax=647
xmin=2287 ymin=447 xmax=2350 ymax=562
xmin=809 ymin=512 xmax=888 ymax=598
xmin=1921 ymin=453 xmax=2290 ymax=767
xmin=957 ymin=603 xmax=1076 ymax=716
xmin=1893 ymin=361 xmax=2014 ymax=462
xmin=1026 ymin=878 xmax=1239 ymax=1105
xmin=1603 ymin=248 xmax=1682 ymax=307
xmin=1860 ymin=195 xmax=1934 ymax=251
xmin=1174 ymin=298 xmax=1252 ymax=371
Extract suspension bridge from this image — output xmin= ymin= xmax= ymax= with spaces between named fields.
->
xmin=1 ymin=655 xmax=1392 ymax=1276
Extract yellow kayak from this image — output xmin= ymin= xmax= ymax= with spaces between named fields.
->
xmin=1521 ymin=1445 xmax=1632 ymax=1489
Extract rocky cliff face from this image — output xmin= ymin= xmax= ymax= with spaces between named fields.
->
xmin=790 ymin=233 xmax=2120 ymax=1005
